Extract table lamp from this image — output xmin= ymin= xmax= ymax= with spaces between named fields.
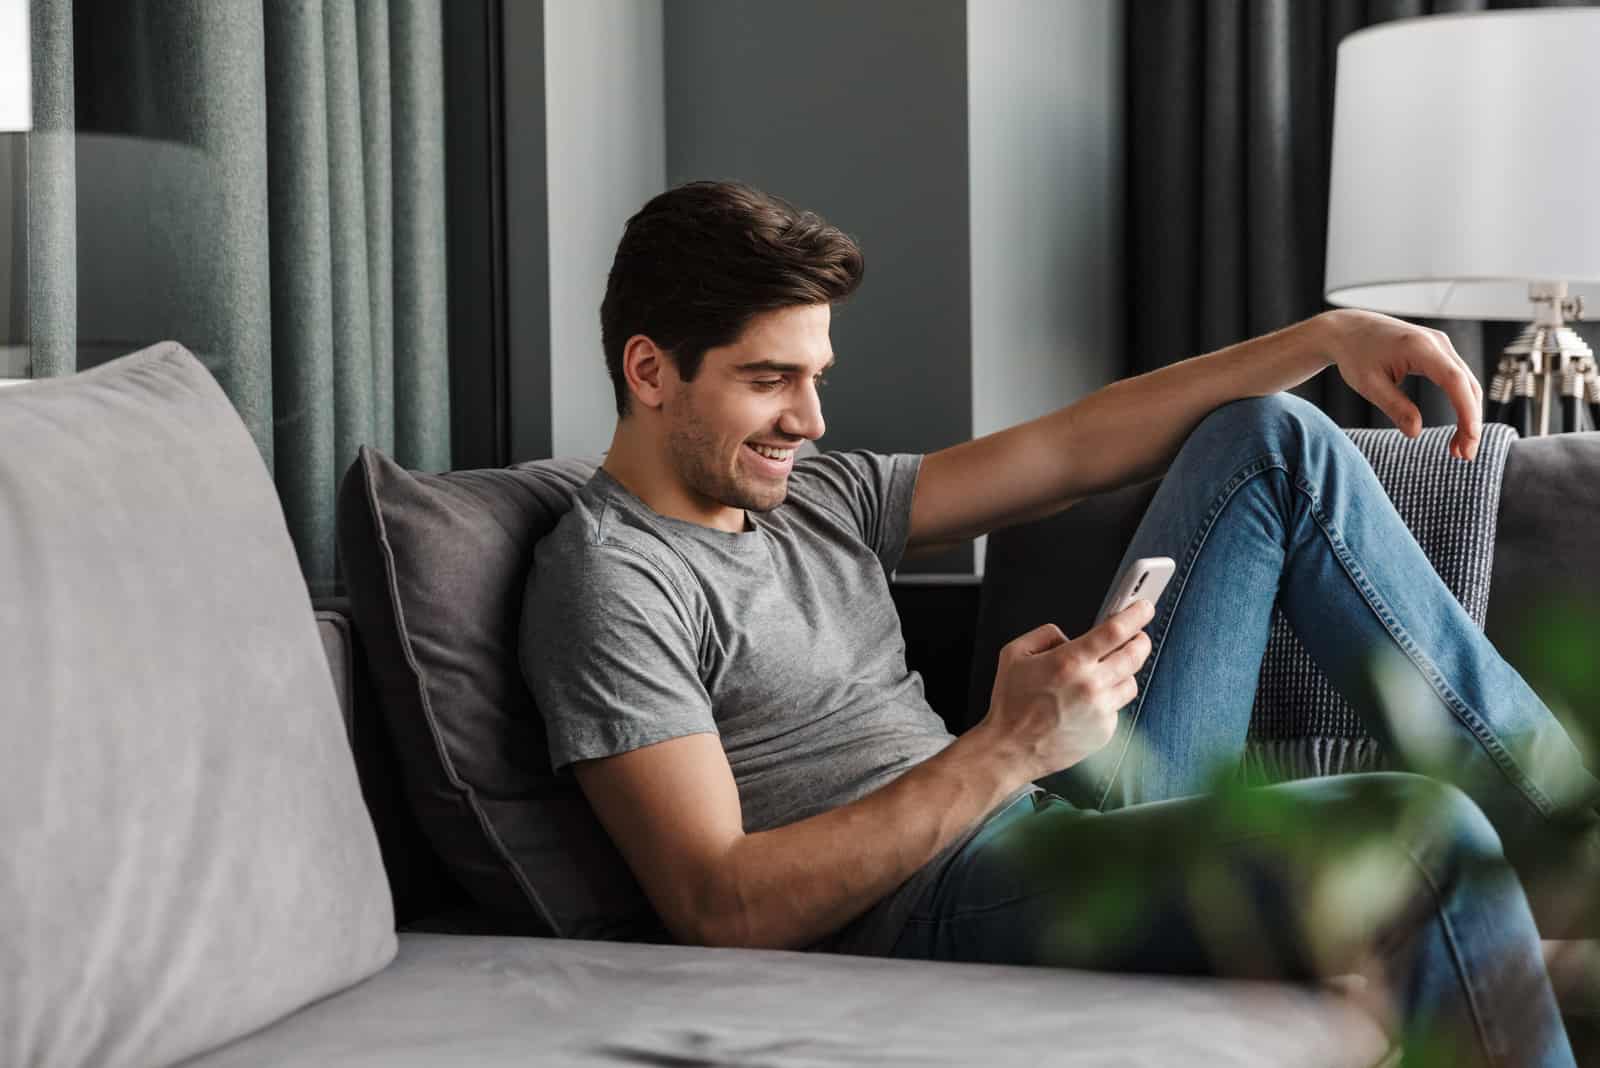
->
xmin=1 ymin=0 xmax=31 ymax=386
xmin=1325 ymin=9 xmax=1600 ymax=436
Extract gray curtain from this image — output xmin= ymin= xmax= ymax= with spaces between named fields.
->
xmin=1127 ymin=0 xmax=1600 ymax=430
xmin=27 ymin=0 xmax=451 ymax=596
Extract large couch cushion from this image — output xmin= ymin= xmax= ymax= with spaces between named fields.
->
xmin=336 ymin=446 xmax=660 ymax=938
xmin=184 ymin=933 xmax=1391 ymax=1068
xmin=0 ymin=343 xmax=396 ymax=1068
xmin=1483 ymin=430 xmax=1600 ymax=733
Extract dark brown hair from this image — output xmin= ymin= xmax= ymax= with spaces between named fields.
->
xmin=600 ymin=180 xmax=865 ymax=417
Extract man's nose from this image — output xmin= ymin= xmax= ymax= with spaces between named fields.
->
xmin=780 ymin=382 xmax=826 ymax=441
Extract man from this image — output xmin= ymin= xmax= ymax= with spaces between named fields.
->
xmin=524 ymin=180 xmax=1597 ymax=1065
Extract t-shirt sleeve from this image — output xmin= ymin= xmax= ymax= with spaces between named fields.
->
xmin=521 ymin=542 xmax=716 ymax=773
xmin=788 ymin=449 xmax=923 ymax=573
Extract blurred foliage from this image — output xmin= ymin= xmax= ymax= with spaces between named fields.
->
xmin=983 ymin=591 xmax=1600 ymax=1062
xmin=1505 ymin=591 xmax=1600 ymax=764
xmin=997 ymin=732 xmax=1553 ymax=1063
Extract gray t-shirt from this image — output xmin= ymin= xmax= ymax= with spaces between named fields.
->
xmin=523 ymin=450 xmax=1030 ymax=955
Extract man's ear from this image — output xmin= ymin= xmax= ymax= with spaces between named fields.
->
xmin=622 ymin=335 xmax=672 ymax=412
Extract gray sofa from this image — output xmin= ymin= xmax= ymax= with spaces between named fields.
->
xmin=5 ymin=344 xmax=1595 ymax=1067
xmin=207 ymin=435 xmax=1599 ymax=1065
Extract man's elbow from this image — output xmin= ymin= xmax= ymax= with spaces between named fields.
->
xmin=687 ymin=883 xmax=767 ymax=948
xmin=662 ymin=868 xmax=757 ymax=948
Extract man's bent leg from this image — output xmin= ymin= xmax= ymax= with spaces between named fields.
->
xmin=892 ymin=775 xmax=1572 ymax=1067
xmin=1050 ymin=393 xmax=1600 ymax=934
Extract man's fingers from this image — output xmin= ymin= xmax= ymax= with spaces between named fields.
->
xmin=1368 ymin=371 xmax=1424 ymax=438
xmin=1098 ymin=629 xmax=1151 ymax=681
xmin=1424 ymin=329 xmax=1482 ymax=460
xmin=1079 ymin=600 xmax=1154 ymax=660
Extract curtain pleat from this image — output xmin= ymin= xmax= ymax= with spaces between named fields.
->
xmin=1127 ymin=0 xmax=1201 ymax=377
xmin=389 ymin=0 xmax=450 ymax=475
xmin=324 ymin=1 xmax=378 ymax=498
xmin=26 ymin=0 xmax=75 ymax=380
xmin=1127 ymin=0 xmax=1598 ymax=433
xmin=1243 ymin=0 xmax=1298 ymax=341
xmin=264 ymin=0 xmax=338 ymax=585
xmin=357 ymin=0 xmax=396 ymax=459
xmin=1199 ymin=0 xmax=1245 ymax=353
xmin=181 ymin=2 xmax=276 ymax=468
xmin=26 ymin=0 xmax=451 ymax=596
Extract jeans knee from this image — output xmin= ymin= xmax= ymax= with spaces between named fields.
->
xmin=1377 ymin=774 xmax=1506 ymax=877
xmin=1191 ymin=392 xmax=1345 ymax=465
xmin=1200 ymin=391 xmax=1330 ymax=437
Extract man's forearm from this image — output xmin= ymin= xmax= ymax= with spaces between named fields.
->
xmin=1063 ymin=315 xmax=1332 ymax=498
xmin=704 ymin=725 xmax=1025 ymax=950
xmin=907 ymin=314 xmax=1337 ymax=549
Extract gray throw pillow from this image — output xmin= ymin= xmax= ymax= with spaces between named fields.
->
xmin=335 ymin=446 xmax=663 ymax=939
xmin=0 ymin=343 xmax=396 ymax=1068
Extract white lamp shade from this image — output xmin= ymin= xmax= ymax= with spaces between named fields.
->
xmin=1325 ymin=10 xmax=1600 ymax=320
xmin=0 ymin=0 xmax=29 ymax=132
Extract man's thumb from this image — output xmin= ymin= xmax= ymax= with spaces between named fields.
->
xmin=1006 ymin=622 xmax=1070 ymax=658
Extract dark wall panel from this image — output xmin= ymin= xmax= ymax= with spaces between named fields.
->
xmin=443 ymin=0 xmax=514 ymax=469
xmin=500 ymin=0 xmax=552 ymax=462
xmin=664 ymin=0 xmax=973 ymax=572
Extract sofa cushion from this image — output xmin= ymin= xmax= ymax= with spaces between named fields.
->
xmin=184 ymin=932 xmax=1391 ymax=1068
xmin=1484 ymin=431 xmax=1600 ymax=730
xmin=0 ymin=343 xmax=396 ymax=1068
xmin=336 ymin=446 xmax=661 ymax=938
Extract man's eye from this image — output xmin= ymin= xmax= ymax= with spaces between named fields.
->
xmin=752 ymin=379 xmax=784 ymax=391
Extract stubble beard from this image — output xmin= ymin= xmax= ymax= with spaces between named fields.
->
xmin=666 ymin=408 xmax=787 ymax=515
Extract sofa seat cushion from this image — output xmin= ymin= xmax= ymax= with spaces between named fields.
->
xmin=184 ymin=933 xmax=1391 ymax=1068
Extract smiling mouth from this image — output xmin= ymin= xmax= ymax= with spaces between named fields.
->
xmin=746 ymin=442 xmax=796 ymax=462
xmin=743 ymin=442 xmax=797 ymax=473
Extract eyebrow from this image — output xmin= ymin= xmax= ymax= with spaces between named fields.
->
xmin=732 ymin=358 xmax=836 ymax=374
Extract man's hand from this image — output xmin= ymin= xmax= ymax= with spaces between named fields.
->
xmin=973 ymin=599 xmax=1156 ymax=782
xmin=1315 ymin=308 xmax=1484 ymax=462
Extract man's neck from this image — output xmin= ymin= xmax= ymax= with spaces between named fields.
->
xmin=602 ymin=421 xmax=748 ymax=534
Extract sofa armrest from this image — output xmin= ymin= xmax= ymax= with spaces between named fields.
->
xmin=314 ymin=605 xmax=356 ymax=739
xmin=308 ymin=594 xmax=474 ymax=928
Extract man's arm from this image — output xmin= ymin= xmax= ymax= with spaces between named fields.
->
xmin=575 ymin=728 xmax=1018 ymax=950
xmin=573 ymin=604 xmax=1155 ymax=950
xmin=906 ymin=308 xmax=1483 ymax=553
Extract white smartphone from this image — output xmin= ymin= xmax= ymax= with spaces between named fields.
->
xmin=1093 ymin=556 xmax=1176 ymax=628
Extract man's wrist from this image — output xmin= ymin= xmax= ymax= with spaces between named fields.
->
xmin=952 ymin=720 xmax=1036 ymax=799
xmin=1292 ymin=311 xmax=1339 ymax=379
xmin=1214 ymin=312 xmax=1335 ymax=398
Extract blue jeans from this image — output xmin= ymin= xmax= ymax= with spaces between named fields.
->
xmin=891 ymin=394 xmax=1596 ymax=1066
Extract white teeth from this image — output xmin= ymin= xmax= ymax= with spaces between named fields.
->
xmin=750 ymin=444 xmax=793 ymax=461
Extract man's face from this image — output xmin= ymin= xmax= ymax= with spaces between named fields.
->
xmin=661 ymin=303 xmax=832 ymax=516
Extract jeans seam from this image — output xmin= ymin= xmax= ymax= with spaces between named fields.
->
xmin=1093 ymin=454 xmax=1286 ymax=809
xmin=1398 ymin=843 xmax=1500 ymax=1065
xmin=1289 ymin=474 xmax=1558 ymax=818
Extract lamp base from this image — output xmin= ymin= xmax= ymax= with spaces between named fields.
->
xmin=1484 ymin=290 xmax=1595 ymax=436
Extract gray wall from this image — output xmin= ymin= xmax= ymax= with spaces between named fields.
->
xmin=968 ymin=0 xmax=1123 ymax=439
xmin=541 ymin=0 xmax=664 ymax=460
xmin=968 ymin=0 xmax=1124 ymax=573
